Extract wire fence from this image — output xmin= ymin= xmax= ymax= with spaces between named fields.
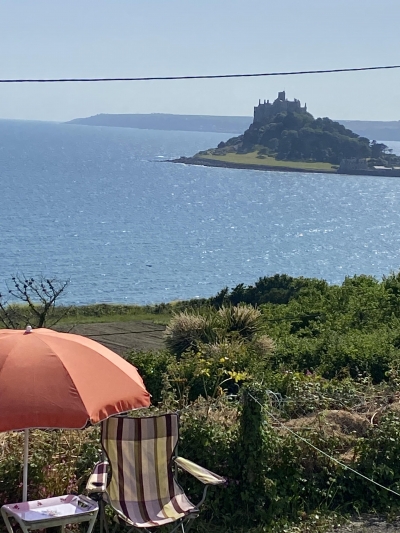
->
xmin=246 ymin=383 xmax=400 ymax=499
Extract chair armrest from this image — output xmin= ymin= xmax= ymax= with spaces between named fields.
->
xmin=86 ymin=461 xmax=109 ymax=493
xmin=174 ymin=456 xmax=226 ymax=486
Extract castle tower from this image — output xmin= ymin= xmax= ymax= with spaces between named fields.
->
xmin=253 ymin=92 xmax=306 ymax=123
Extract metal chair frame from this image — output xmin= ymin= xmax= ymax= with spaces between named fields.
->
xmin=86 ymin=413 xmax=225 ymax=533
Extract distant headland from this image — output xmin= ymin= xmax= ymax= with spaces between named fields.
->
xmin=172 ymin=92 xmax=400 ymax=177
xmin=66 ymin=111 xmax=400 ymax=142
xmin=66 ymin=113 xmax=252 ymax=134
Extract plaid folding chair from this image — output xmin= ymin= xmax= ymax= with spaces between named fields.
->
xmin=86 ymin=414 xmax=226 ymax=533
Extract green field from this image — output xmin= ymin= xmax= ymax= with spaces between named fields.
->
xmin=198 ymin=151 xmax=336 ymax=172
xmin=0 ymin=303 xmax=174 ymax=329
xmin=56 ymin=303 xmax=173 ymax=325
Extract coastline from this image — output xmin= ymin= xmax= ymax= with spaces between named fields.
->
xmin=170 ymin=156 xmax=400 ymax=178
xmin=170 ymin=156 xmax=335 ymax=174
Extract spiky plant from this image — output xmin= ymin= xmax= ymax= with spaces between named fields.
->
xmin=164 ymin=310 xmax=216 ymax=357
xmin=252 ymin=334 xmax=276 ymax=357
xmin=217 ymin=304 xmax=262 ymax=342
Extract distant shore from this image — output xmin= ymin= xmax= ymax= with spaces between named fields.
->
xmin=65 ymin=114 xmax=400 ymax=141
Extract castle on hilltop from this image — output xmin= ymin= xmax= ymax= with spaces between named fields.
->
xmin=253 ymin=91 xmax=307 ymax=123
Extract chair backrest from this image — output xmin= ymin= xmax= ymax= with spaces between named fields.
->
xmin=101 ymin=414 xmax=192 ymax=524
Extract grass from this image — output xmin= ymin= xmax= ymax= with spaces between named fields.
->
xmin=0 ymin=297 xmax=217 ymax=329
xmin=0 ymin=303 xmax=174 ymax=328
xmin=56 ymin=299 xmax=213 ymax=326
xmin=57 ymin=304 xmax=173 ymax=325
xmin=197 ymin=151 xmax=336 ymax=172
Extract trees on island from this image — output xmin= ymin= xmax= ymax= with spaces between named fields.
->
xmin=216 ymin=111 xmax=400 ymax=166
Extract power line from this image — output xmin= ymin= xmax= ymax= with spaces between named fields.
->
xmin=1 ymin=64 xmax=400 ymax=83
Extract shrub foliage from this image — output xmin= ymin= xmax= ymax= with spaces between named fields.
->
xmin=4 ymin=275 xmax=400 ymax=532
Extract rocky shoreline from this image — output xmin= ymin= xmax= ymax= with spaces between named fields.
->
xmin=170 ymin=156 xmax=334 ymax=174
xmin=170 ymin=156 xmax=400 ymax=178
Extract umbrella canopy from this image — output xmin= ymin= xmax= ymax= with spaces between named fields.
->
xmin=0 ymin=327 xmax=150 ymax=431
xmin=0 ymin=326 xmax=151 ymax=501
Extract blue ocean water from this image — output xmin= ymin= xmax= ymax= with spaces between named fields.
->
xmin=1 ymin=119 xmax=400 ymax=305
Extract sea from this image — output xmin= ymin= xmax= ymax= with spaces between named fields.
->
xmin=1 ymin=119 xmax=400 ymax=306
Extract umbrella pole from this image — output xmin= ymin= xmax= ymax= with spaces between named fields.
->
xmin=23 ymin=429 xmax=29 ymax=502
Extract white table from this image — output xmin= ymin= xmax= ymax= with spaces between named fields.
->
xmin=1 ymin=494 xmax=98 ymax=533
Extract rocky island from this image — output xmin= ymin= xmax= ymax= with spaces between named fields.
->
xmin=172 ymin=92 xmax=400 ymax=176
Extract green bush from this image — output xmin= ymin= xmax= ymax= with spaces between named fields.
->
xmin=350 ymin=411 xmax=400 ymax=512
xmin=125 ymin=350 xmax=174 ymax=404
xmin=0 ymin=428 xmax=99 ymax=505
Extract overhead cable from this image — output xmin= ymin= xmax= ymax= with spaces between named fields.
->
xmin=1 ymin=64 xmax=400 ymax=83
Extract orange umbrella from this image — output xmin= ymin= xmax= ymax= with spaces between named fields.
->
xmin=0 ymin=326 xmax=151 ymax=500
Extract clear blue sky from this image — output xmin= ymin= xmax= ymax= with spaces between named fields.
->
xmin=1 ymin=0 xmax=399 ymax=122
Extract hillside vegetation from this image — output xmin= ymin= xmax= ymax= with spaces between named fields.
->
xmin=196 ymin=150 xmax=336 ymax=172
xmin=3 ymin=273 xmax=400 ymax=532
xmin=126 ymin=272 xmax=400 ymax=531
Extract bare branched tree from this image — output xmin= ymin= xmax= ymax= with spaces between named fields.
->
xmin=0 ymin=274 xmax=70 ymax=329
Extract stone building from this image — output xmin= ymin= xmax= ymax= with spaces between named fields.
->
xmin=338 ymin=158 xmax=369 ymax=173
xmin=253 ymin=91 xmax=307 ymax=123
